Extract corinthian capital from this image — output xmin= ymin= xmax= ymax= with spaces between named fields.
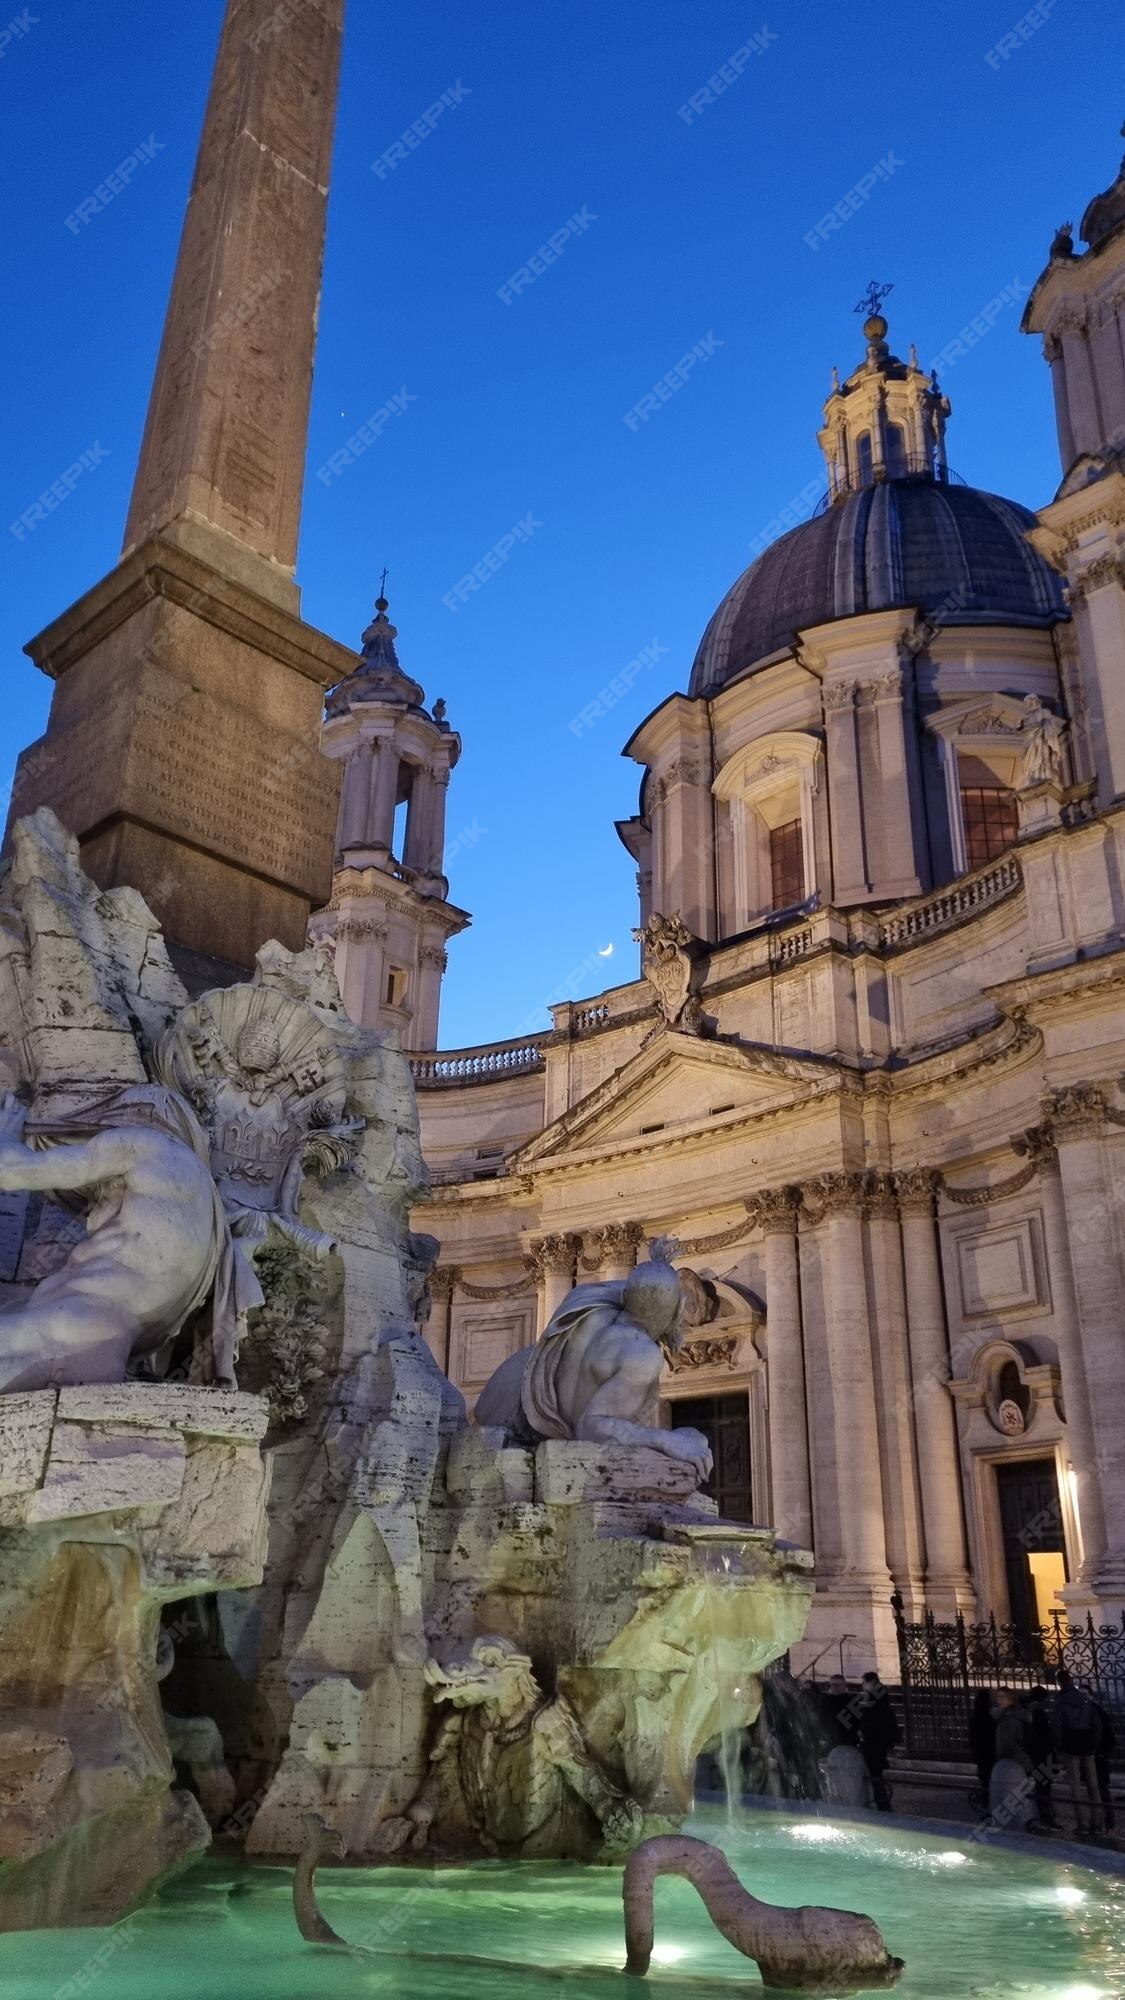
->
xmin=581 ymin=1220 xmax=643 ymax=1270
xmin=747 ymin=1186 xmax=800 ymax=1234
xmin=1044 ymin=1083 xmax=1106 ymax=1140
xmin=802 ymin=1171 xmax=866 ymax=1218
xmin=892 ymin=1166 xmax=941 ymax=1216
xmin=527 ymin=1232 xmax=579 ymax=1280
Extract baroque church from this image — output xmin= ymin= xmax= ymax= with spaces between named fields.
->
xmin=314 ymin=137 xmax=1125 ymax=1676
xmin=7 ymin=0 xmax=1125 ymax=1682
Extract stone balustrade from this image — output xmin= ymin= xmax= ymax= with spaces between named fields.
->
xmin=878 ymin=854 xmax=1021 ymax=950
xmin=410 ymin=1036 xmax=546 ymax=1085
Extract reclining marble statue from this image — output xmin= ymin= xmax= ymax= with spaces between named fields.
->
xmin=0 ymin=1084 xmax=261 ymax=1393
xmin=474 ymin=1251 xmax=713 ymax=1483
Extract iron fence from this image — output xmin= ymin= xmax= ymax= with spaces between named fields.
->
xmin=891 ymin=1593 xmax=1125 ymax=1762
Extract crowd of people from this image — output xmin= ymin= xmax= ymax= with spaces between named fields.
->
xmin=817 ymin=1671 xmax=901 ymax=1811
xmin=970 ymin=1670 xmax=1117 ymax=1838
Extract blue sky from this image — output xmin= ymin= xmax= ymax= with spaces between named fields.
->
xmin=1 ymin=0 xmax=1118 ymax=1048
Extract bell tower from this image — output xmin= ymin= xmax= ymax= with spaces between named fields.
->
xmin=310 ymin=590 xmax=469 ymax=1049
xmin=7 ymin=0 xmax=350 ymax=980
xmin=1024 ymin=124 xmax=1125 ymax=807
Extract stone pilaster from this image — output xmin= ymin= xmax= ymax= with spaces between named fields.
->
xmin=1045 ymin=1085 xmax=1125 ymax=1603
xmin=801 ymin=1173 xmax=889 ymax=1583
xmin=750 ymin=1187 xmax=812 ymax=1551
xmin=1021 ymin=1121 xmax=1107 ymax=1586
xmin=426 ymin=1264 xmax=458 ymax=1374
xmin=862 ymin=1172 xmax=926 ymax=1614
xmin=822 ymin=681 xmax=870 ymax=900
xmin=893 ymin=1168 xmax=973 ymax=1615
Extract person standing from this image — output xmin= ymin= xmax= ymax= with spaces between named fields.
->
xmin=1090 ymin=1696 xmax=1116 ymax=1836
xmin=1053 ymin=1670 xmax=1103 ymax=1837
xmin=857 ymin=1671 xmax=900 ymax=1812
xmin=1021 ymin=1687 xmax=1057 ymax=1830
xmin=969 ymin=1689 xmax=996 ymax=1813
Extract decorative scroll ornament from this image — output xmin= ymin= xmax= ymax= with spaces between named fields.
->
xmin=632 ymin=913 xmax=704 ymax=1035
xmin=154 ymin=984 xmax=361 ymax=1258
xmin=943 ymin=1162 xmax=1036 ymax=1208
xmin=667 ymin=1334 xmax=739 ymax=1374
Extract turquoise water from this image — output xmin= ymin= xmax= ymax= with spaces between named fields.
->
xmin=2 ymin=1808 xmax=1122 ymax=2000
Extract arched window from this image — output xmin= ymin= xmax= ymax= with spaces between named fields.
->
xmin=712 ymin=734 xmax=821 ymax=931
xmin=884 ymin=423 xmax=907 ymax=478
xmin=855 ymin=431 xmax=873 ymax=486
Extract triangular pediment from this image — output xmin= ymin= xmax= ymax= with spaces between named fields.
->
xmin=514 ymin=1031 xmax=836 ymax=1166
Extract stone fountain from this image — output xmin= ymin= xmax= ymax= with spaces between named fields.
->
xmin=0 ymin=809 xmax=813 ymax=1927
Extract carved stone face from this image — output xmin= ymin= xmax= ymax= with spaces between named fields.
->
xmin=235 ymin=1019 xmax=282 ymax=1075
xmin=424 ymin=1638 xmax=538 ymax=1712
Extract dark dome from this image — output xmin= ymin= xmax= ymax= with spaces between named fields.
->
xmin=689 ymin=477 xmax=1066 ymax=697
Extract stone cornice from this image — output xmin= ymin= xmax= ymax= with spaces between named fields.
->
xmin=25 ymin=533 xmax=354 ymax=688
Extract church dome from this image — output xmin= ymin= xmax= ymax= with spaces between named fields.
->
xmin=689 ymin=476 xmax=1066 ymax=698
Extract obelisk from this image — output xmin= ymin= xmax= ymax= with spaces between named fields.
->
xmin=9 ymin=0 xmax=351 ymax=977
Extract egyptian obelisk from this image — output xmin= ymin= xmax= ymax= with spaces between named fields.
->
xmin=9 ymin=0 xmax=351 ymax=977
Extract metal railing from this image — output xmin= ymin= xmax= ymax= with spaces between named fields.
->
xmin=892 ymin=1595 xmax=1125 ymax=1762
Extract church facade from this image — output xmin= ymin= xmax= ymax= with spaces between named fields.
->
xmin=317 ymin=139 xmax=1125 ymax=1676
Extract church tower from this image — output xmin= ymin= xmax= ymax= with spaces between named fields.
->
xmin=7 ymin=0 xmax=350 ymax=978
xmin=309 ymin=591 xmax=469 ymax=1048
xmin=1024 ymin=126 xmax=1125 ymax=808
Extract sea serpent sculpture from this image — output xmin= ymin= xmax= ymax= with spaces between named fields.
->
xmin=294 ymin=1818 xmax=904 ymax=1992
xmin=623 ymin=1836 xmax=904 ymax=1993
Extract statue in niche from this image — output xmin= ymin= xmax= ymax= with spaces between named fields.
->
xmin=154 ymin=985 xmax=360 ymax=1259
xmin=376 ymin=1636 xmax=645 ymax=1860
xmin=474 ymin=1252 xmax=713 ymax=1484
xmin=0 ymin=1086 xmax=260 ymax=1394
xmin=633 ymin=912 xmax=705 ymax=1035
xmin=1017 ymin=695 xmax=1066 ymax=789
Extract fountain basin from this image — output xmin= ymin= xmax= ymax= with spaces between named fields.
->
xmin=0 ymin=1806 xmax=1120 ymax=1999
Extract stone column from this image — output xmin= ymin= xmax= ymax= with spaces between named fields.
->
xmin=894 ymin=1169 xmax=972 ymax=1613
xmin=369 ymin=739 xmax=400 ymax=854
xmin=1059 ymin=313 xmax=1100 ymax=457
xmin=752 ymin=1188 xmax=812 ymax=1551
xmin=822 ymin=681 xmax=870 ymax=901
xmin=405 ymin=767 xmax=438 ymax=873
xmin=1044 ymin=334 xmax=1076 ymax=473
xmin=338 ymin=741 xmax=374 ymax=850
xmin=803 ymin=1174 xmax=889 ymax=1582
xmin=530 ymin=1234 xmax=578 ymax=1333
xmin=1026 ymin=1123 xmax=1107 ymax=1581
xmin=1047 ymin=1085 xmax=1125 ymax=1600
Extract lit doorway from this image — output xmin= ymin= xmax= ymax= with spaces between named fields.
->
xmin=994 ymin=1458 xmax=1066 ymax=1633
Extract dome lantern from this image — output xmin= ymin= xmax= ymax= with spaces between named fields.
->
xmin=818 ymin=292 xmax=950 ymax=502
